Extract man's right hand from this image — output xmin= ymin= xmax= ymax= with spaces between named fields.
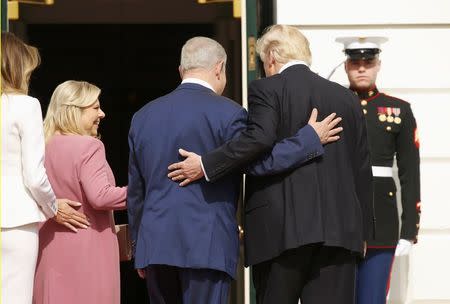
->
xmin=308 ymin=108 xmax=343 ymax=144
xmin=167 ymin=149 xmax=204 ymax=187
xmin=54 ymin=199 xmax=90 ymax=232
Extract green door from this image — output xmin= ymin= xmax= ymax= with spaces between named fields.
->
xmin=243 ymin=1 xmax=274 ymax=303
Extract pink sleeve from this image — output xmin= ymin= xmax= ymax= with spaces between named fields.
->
xmin=79 ymin=139 xmax=127 ymax=210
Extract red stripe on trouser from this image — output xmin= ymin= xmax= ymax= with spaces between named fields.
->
xmin=385 ymin=255 xmax=396 ymax=296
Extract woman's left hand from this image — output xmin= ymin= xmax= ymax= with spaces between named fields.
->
xmin=54 ymin=199 xmax=90 ymax=232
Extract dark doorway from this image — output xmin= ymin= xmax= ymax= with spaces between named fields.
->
xmin=28 ymin=23 xmax=217 ymax=186
xmin=12 ymin=1 xmax=243 ymax=303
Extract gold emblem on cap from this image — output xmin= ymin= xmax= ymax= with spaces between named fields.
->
xmin=386 ymin=126 xmax=392 ymax=131
xmin=388 ymin=192 xmax=394 ymax=197
xmin=368 ymin=91 xmax=374 ymax=97
xmin=394 ymin=117 xmax=402 ymax=124
xmin=379 ymin=114 xmax=387 ymax=122
xmin=361 ymin=100 xmax=367 ymax=106
xmin=363 ymin=109 xmax=367 ymax=115
xmin=387 ymin=116 xmax=394 ymax=123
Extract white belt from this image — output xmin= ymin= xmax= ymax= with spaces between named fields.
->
xmin=372 ymin=166 xmax=393 ymax=177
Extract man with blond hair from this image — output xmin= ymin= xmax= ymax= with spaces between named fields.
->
xmin=168 ymin=26 xmax=374 ymax=303
xmin=128 ymin=36 xmax=341 ymax=304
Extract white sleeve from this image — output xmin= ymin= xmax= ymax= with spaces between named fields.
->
xmin=200 ymin=157 xmax=210 ymax=182
xmin=20 ymin=98 xmax=57 ymax=218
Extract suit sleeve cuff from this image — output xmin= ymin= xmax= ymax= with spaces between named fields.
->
xmin=200 ymin=157 xmax=210 ymax=182
xmin=303 ymin=124 xmax=324 ymax=156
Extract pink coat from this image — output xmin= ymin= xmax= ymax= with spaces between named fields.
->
xmin=33 ymin=135 xmax=126 ymax=304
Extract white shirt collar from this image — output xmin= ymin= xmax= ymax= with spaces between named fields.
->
xmin=278 ymin=60 xmax=308 ymax=74
xmin=181 ymin=78 xmax=215 ymax=93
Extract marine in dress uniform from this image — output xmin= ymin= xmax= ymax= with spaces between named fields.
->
xmin=336 ymin=36 xmax=421 ymax=304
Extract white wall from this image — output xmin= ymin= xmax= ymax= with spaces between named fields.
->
xmin=277 ymin=0 xmax=450 ymax=25
xmin=276 ymin=1 xmax=450 ymax=303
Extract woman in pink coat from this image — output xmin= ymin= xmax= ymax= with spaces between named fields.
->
xmin=33 ymin=80 xmax=127 ymax=304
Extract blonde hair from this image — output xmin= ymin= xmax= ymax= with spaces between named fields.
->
xmin=1 ymin=32 xmax=41 ymax=94
xmin=256 ymin=25 xmax=312 ymax=66
xmin=44 ymin=80 xmax=101 ymax=142
xmin=180 ymin=36 xmax=227 ymax=71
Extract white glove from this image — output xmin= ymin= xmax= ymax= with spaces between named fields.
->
xmin=394 ymin=239 xmax=413 ymax=256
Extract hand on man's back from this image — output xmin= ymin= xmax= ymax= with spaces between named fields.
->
xmin=308 ymin=108 xmax=343 ymax=144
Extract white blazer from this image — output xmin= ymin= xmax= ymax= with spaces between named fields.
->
xmin=1 ymin=94 xmax=57 ymax=228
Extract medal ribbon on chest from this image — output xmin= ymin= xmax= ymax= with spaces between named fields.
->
xmin=378 ymin=107 xmax=387 ymax=122
xmin=392 ymin=107 xmax=401 ymax=124
xmin=386 ymin=107 xmax=394 ymax=123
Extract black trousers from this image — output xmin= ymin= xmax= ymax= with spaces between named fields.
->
xmin=252 ymin=244 xmax=357 ymax=304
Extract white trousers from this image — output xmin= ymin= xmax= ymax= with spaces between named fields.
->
xmin=1 ymin=223 xmax=39 ymax=304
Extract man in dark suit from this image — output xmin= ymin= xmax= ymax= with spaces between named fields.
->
xmin=168 ymin=26 xmax=374 ymax=304
xmin=128 ymin=36 xmax=341 ymax=304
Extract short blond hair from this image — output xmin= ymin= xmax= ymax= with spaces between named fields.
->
xmin=256 ymin=25 xmax=312 ymax=66
xmin=44 ymin=80 xmax=101 ymax=142
xmin=1 ymin=32 xmax=41 ymax=94
xmin=180 ymin=36 xmax=227 ymax=71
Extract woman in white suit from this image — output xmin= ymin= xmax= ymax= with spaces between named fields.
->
xmin=1 ymin=32 xmax=90 ymax=304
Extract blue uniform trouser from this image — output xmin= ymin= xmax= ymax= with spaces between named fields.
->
xmin=356 ymin=248 xmax=396 ymax=304
xmin=145 ymin=265 xmax=231 ymax=304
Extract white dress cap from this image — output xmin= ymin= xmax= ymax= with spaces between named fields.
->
xmin=335 ymin=36 xmax=388 ymax=50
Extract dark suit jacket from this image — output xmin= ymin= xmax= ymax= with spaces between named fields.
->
xmin=202 ymin=65 xmax=374 ymax=266
xmin=127 ymin=82 xmax=324 ymax=278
